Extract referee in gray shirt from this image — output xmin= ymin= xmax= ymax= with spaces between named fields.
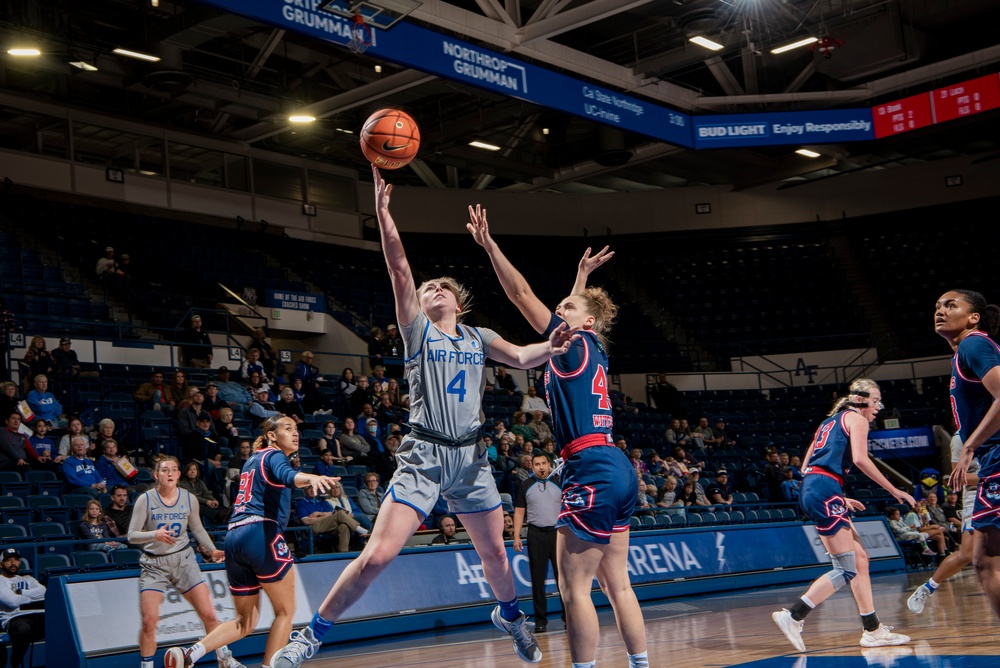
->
xmin=513 ymin=452 xmax=564 ymax=632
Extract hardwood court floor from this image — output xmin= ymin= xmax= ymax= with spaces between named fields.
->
xmin=248 ymin=568 xmax=997 ymax=667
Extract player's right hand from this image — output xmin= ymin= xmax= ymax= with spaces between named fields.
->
xmin=513 ymin=537 xmax=523 ymax=552
xmin=312 ymin=475 xmax=340 ymax=494
xmin=154 ymin=527 xmax=177 ymax=544
xmin=893 ymin=489 xmax=915 ymax=507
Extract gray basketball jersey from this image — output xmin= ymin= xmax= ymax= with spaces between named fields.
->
xmin=402 ymin=310 xmax=499 ymax=439
xmin=129 ymin=488 xmax=197 ymax=556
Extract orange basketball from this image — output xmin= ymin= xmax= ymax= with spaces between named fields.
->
xmin=360 ymin=108 xmax=420 ymax=169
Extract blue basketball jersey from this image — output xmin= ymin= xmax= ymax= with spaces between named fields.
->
xmin=951 ymin=331 xmax=1000 ymax=476
xmin=804 ymin=409 xmax=857 ymax=478
xmin=230 ymin=446 xmax=299 ymax=530
xmin=543 ymin=314 xmax=614 ymax=448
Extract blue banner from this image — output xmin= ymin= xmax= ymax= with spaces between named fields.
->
xmin=693 ymin=108 xmax=875 ymax=148
xmin=265 ymin=289 xmax=326 ymax=312
xmin=868 ymin=426 xmax=937 ymax=459
xmin=199 ymin=0 xmax=694 ymax=148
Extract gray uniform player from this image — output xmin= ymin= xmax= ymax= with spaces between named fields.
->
xmin=907 ymin=432 xmax=980 ymax=613
xmin=127 ymin=456 xmax=242 ymax=668
xmin=271 ymin=167 xmax=580 ymax=668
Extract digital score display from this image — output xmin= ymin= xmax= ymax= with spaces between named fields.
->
xmin=872 ymin=92 xmax=933 ymax=138
xmin=931 ymin=73 xmax=1000 ymax=124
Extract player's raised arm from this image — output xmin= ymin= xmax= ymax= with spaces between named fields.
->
xmin=467 ymin=204 xmax=551 ymax=334
xmin=571 ymin=245 xmax=614 ymax=296
xmin=374 ymin=166 xmax=419 ymax=328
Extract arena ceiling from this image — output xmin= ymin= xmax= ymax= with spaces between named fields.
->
xmin=2 ymin=0 xmax=1000 ymax=194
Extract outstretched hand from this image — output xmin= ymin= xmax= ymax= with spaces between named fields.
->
xmin=579 ymin=245 xmax=614 ymax=277
xmin=548 ymin=321 xmax=582 ymax=355
xmin=466 ymin=204 xmax=495 ymax=251
xmin=950 ymin=449 xmax=974 ymax=490
xmin=893 ymin=489 xmax=915 ymax=508
xmin=373 ymin=165 xmax=392 ymax=215
xmin=845 ymin=498 xmax=866 ymax=512
xmin=311 ymin=475 xmax=340 ymax=495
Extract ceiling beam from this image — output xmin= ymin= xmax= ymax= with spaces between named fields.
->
xmin=212 ymin=27 xmax=285 ymax=133
xmin=525 ymin=0 xmax=564 ymax=26
xmin=703 ymin=56 xmax=744 ymax=96
xmin=782 ymin=61 xmax=816 ymax=94
xmin=515 ymin=0 xmax=654 ymax=46
xmin=409 ymin=158 xmax=446 ymax=188
xmin=474 ymin=0 xmax=517 ymax=28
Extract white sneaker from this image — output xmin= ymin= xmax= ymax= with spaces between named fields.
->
xmin=217 ymin=646 xmax=246 ymax=668
xmin=491 ymin=607 xmax=542 ymax=663
xmin=163 ymin=647 xmax=190 ymax=668
xmin=906 ymin=584 xmax=930 ymax=614
xmin=860 ymin=624 xmax=910 ymax=648
xmin=271 ymin=627 xmax=322 ymax=668
xmin=772 ymin=609 xmax=806 ymax=652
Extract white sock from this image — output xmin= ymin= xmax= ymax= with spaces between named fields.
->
xmin=628 ymin=651 xmax=649 ymax=668
xmin=801 ymin=595 xmax=817 ymax=609
xmin=216 ymin=645 xmax=231 ymax=659
xmin=189 ymin=642 xmax=207 ymax=663
xmin=141 ymin=660 xmax=154 ymax=668
xmin=355 ymin=526 xmax=369 ymax=535
xmin=572 ymin=663 xmax=596 ymax=668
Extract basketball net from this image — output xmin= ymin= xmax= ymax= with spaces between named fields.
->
xmin=348 ymin=15 xmax=373 ymax=54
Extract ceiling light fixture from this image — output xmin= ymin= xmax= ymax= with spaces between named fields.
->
xmin=69 ymin=61 xmax=99 ymax=71
xmin=112 ymin=48 xmax=161 ymax=62
xmin=151 ymin=0 xmax=159 ymax=6
xmin=795 ymin=148 xmax=821 ymax=158
xmin=689 ymin=36 xmax=724 ymax=51
xmin=469 ymin=140 xmax=501 ymax=151
xmin=288 ymin=115 xmax=316 ymax=123
xmin=542 ymin=128 xmax=549 ymax=135
xmin=771 ymin=36 xmax=818 ymax=54
xmin=374 ymin=65 xmax=382 ymax=73
xmin=7 ymin=48 xmax=41 ymax=57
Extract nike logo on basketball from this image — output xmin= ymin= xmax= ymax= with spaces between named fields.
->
xmin=382 ymin=140 xmax=410 ymax=152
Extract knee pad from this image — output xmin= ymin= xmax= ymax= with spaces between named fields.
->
xmin=824 ymin=550 xmax=857 ymax=590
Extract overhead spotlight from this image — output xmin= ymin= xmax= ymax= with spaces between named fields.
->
xmin=112 ymin=48 xmax=161 ymax=62
xmin=288 ymin=115 xmax=316 ymax=123
xmin=689 ymin=36 xmax=724 ymax=51
xmin=795 ymin=148 xmax=821 ymax=158
xmin=7 ymin=48 xmax=41 ymax=57
xmin=469 ymin=140 xmax=501 ymax=151
xmin=771 ymin=36 xmax=818 ymax=54
xmin=151 ymin=0 xmax=159 ymax=6
xmin=542 ymin=128 xmax=549 ymax=135
xmin=374 ymin=64 xmax=382 ymax=73
xmin=69 ymin=61 xmax=99 ymax=71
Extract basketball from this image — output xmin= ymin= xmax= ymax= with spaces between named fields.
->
xmin=360 ymin=108 xmax=421 ymax=169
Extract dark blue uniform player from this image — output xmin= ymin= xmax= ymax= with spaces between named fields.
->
xmin=773 ymin=379 xmax=914 ymax=653
xmin=941 ymin=290 xmax=1000 ymax=621
xmin=468 ymin=203 xmax=649 ymax=668
xmin=165 ymin=416 xmax=336 ymax=668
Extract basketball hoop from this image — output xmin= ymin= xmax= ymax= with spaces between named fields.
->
xmin=347 ymin=14 xmax=374 ymax=54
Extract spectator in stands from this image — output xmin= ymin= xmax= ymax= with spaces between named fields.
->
xmin=134 ymin=370 xmax=169 ymax=413
xmin=177 ymin=390 xmax=214 ymax=438
xmin=357 ymin=472 xmax=382 ymax=523
xmin=675 ymin=480 xmax=697 ymax=507
xmin=348 ymin=375 xmax=373 ymax=418
xmin=432 ymin=515 xmax=462 ymax=545
xmin=181 ymin=411 xmax=223 ymax=489
xmin=492 ymin=419 xmax=509 ymax=442
xmin=95 ymin=439 xmax=138 ymax=491
xmin=179 ymin=460 xmax=226 ymax=526
xmin=58 ymin=417 xmax=88 ymax=458
xmin=381 ymin=324 xmax=403 ymax=378
xmin=178 ymin=314 xmax=213 ymax=368
xmin=0 ymin=383 xmax=22 ymax=431
xmin=20 ymin=336 xmax=55 ymax=394
xmin=362 ymin=417 xmax=383 ymax=456
xmin=94 ymin=418 xmax=121 ymax=455
xmin=493 ymin=437 xmax=517 ymax=473
xmin=293 ymin=351 xmax=323 ymax=389
xmin=295 ymin=486 xmax=369 ymax=553
xmin=28 ymin=419 xmax=60 ymax=466
xmin=520 ymin=385 xmax=549 ymax=418
xmin=0 ymin=547 xmax=46 ymax=668
xmin=905 ymin=500 xmax=949 ymax=556
xmin=926 ymin=490 xmax=960 ymax=534
xmin=339 ymin=368 xmax=358 ymax=399
xmin=214 ymin=406 xmax=239 ymax=444
xmin=376 ymin=391 xmax=402 ymax=430
xmin=763 ymin=449 xmax=784 ymax=503
xmin=0 ymin=298 xmax=15 ymax=383
xmin=887 ymin=507 xmax=936 ymax=556
xmin=370 ymin=365 xmax=386 ymax=385
xmin=77 ymin=498 xmax=124 ymax=552
xmin=516 ymin=439 xmax=535 ymax=461
xmin=664 ymin=418 xmax=692 ymax=450
xmin=634 ymin=471 xmax=655 ymax=516
xmin=788 ymin=454 xmax=804 ymax=481
xmin=249 ymin=387 xmax=282 ymax=425
xmin=213 ymin=367 xmax=252 ymax=416
xmin=691 ymin=416 xmax=714 ymax=449
xmin=686 ymin=469 xmax=711 ymax=507
xmin=245 ymin=371 xmax=271 ymax=401
xmin=367 ymin=326 xmax=383 ymax=373
xmin=705 ymin=470 xmax=734 ymax=508
xmin=384 ymin=377 xmax=402 ymax=408
xmin=240 ymin=348 xmax=269 ymax=383
xmin=337 ymin=417 xmax=369 ymax=464
xmin=95 ymin=246 xmax=122 ymax=278
xmin=202 ymin=382 xmax=229 ymax=420
xmin=224 ymin=438 xmax=252 ymax=504
xmin=673 ymin=445 xmax=703 ymax=470
xmin=646 ymin=453 xmax=669 ymax=477
xmin=251 ymin=328 xmax=277 ymax=377
xmin=628 ymin=448 xmax=647 ymax=476
xmin=316 ymin=420 xmax=344 ymax=460
xmin=662 ymin=455 xmax=686 ymax=478
xmin=512 ymin=454 xmax=533 ymax=484
xmin=528 ymin=410 xmax=552 ymax=444
xmin=275 ymin=387 xmax=306 ymax=426
xmin=503 ymin=513 xmax=516 ymax=541
xmin=164 ymin=370 xmax=191 ymax=412
xmin=656 ymin=476 xmax=681 ymax=508
xmin=310 ymin=449 xmax=334 ymax=477
xmin=780 ymin=467 xmax=802 ymax=502
xmin=941 ymin=491 xmax=962 ymax=531
xmin=375 ymin=434 xmax=400 ymax=483
xmin=0 ymin=413 xmax=39 ymax=476
xmin=494 ymin=365 xmax=520 ymax=396
xmin=325 ymin=480 xmax=372 ymax=530
xmin=26 ymin=374 xmax=65 ymax=428
xmin=712 ymin=419 xmax=737 ymax=449
xmin=104 ymin=484 xmax=133 ymax=535
xmin=52 ymin=337 xmax=99 ymax=381
xmin=63 ymin=435 xmax=106 ymax=497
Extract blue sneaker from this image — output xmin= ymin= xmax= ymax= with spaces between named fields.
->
xmin=491 ymin=606 xmax=542 ymax=663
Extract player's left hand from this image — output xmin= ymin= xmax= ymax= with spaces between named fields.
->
xmin=845 ymin=497 xmax=865 ymax=512
xmin=578 ymin=245 xmax=614 ymax=276
xmin=210 ymin=549 xmax=225 ymax=562
xmin=466 ymin=204 xmax=495 ymax=251
xmin=548 ymin=322 xmax=581 ymax=354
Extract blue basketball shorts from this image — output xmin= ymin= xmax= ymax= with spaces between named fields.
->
xmin=800 ymin=473 xmax=851 ymax=536
xmin=225 ymin=520 xmax=294 ymax=596
xmin=556 ymin=445 xmax=637 ymax=544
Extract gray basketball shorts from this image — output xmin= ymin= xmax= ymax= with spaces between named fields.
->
xmin=963 ymin=486 xmax=975 ymax=532
xmin=385 ymin=436 xmax=501 ymax=517
xmin=138 ymin=546 xmax=206 ymax=595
